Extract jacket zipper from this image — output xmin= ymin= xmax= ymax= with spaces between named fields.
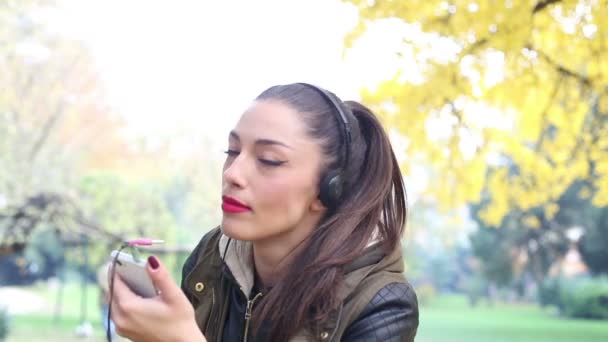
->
xmin=242 ymin=292 xmax=263 ymax=342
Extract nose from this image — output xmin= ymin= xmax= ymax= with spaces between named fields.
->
xmin=223 ymin=153 xmax=248 ymax=189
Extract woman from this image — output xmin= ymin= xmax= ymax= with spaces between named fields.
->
xmin=109 ymin=83 xmax=419 ymax=341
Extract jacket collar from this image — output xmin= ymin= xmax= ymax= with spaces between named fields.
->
xmin=216 ymin=229 xmax=403 ymax=301
xmin=218 ymin=234 xmax=256 ymax=297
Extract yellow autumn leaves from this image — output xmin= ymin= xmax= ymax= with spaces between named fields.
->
xmin=344 ymin=0 xmax=608 ymax=227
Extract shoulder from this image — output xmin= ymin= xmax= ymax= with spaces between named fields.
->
xmin=343 ymin=282 xmax=419 ymax=342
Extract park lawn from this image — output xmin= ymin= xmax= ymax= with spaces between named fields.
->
xmin=5 ymin=285 xmax=608 ymax=342
xmin=7 ymin=315 xmax=107 ymax=342
xmin=417 ymin=295 xmax=608 ymax=342
xmin=4 ymin=264 xmax=185 ymax=342
xmin=4 ymin=282 xmax=111 ymax=342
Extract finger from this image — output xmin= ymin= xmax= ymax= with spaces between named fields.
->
xmin=146 ymin=255 xmax=183 ymax=304
xmin=110 ymin=275 xmax=144 ymax=329
xmin=109 ymin=276 xmax=127 ymax=330
xmin=112 ymin=273 xmax=139 ymax=303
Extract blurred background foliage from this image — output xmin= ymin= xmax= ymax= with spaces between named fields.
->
xmin=0 ymin=0 xmax=222 ymax=285
xmin=1 ymin=0 xmax=607 ymax=341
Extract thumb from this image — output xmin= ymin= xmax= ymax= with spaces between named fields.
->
xmin=146 ymin=255 xmax=182 ymax=303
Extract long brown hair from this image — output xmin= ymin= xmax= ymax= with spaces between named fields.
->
xmin=251 ymin=83 xmax=407 ymax=341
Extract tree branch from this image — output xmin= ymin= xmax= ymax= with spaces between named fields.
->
xmin=528 ymin=44 xmax=592 ymax=87
xmin=533 ymin=0 xmax=562 ymax=14
xmin=28 ymin=101 xmax=65 ymax=162
xmin=535 ymin=75 xmax=563 ymax=155
xmin=28 ymin=53 xmax=86 ymax=162
xmin=464 ymin=38 xmax=488 ymax=55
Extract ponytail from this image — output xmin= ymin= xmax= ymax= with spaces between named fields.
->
xmin=251 ymin=87 xmax=408 ymax=342
xmin=344 ymin=100 xmax=407 ymax=253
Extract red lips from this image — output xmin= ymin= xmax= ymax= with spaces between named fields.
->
xmin=222 ymin=196 xmax=251 ymax=213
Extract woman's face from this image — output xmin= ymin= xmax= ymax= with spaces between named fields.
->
xmin=220 ymin=99 xmax=326 ymax=242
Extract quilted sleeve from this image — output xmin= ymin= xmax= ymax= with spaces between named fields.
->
xmin=342 ymin=282 xmax=419 ymax=341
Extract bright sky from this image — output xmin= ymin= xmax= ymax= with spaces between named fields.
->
xmin=56 ymin=0 xmax=409 ymax=152
xmin=47 ymin=0 xmax=468 ymax=202
xmin=41 ymin=0 xmax=498 ymax=217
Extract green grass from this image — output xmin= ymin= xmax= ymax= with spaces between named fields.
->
xmin=5 ymin=286 xmax=608 ymax=341
xmin=417 ymin=295 xmax=608 ymax=342
xmin=7 ymin=315 xmax=106 ymax=342
xmin=4 ymin=282 xmax=111 ymax=342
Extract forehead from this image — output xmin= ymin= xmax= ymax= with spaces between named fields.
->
xmin=233 ymin=99 xmax=309 ymax=141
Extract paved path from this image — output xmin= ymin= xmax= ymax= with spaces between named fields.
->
xmin=0 ymin=286 xmax=48 ymax=315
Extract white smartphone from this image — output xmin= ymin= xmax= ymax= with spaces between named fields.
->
xmin=109 ymin=250 xmax=157 ymax=298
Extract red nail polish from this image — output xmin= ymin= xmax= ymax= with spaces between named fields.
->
xmin=148 ymin=256 xmax=159 ymax=270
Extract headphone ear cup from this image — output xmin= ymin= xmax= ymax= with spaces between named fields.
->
xmin=319 ymin=171 xmax=344 ymax=209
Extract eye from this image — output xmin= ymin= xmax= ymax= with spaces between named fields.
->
xmin=224 ymin=149 xmax=239 ymax=157
xmin=259 ymin=159 xmax=286 ymax=167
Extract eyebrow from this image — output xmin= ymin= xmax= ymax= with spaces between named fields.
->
xmin=229 ymin=131 xmax=293 ymax=149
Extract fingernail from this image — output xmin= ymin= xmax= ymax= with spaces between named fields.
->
xmin=148 ymin=255 xmax=159 ymax=270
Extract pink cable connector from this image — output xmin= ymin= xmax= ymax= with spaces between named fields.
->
xmin=126 ymin=238 xmax=165 ymax=246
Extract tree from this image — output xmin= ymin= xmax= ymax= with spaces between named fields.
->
xmin=404 ymin=198 xmax=476 ymax=292
xmin=0 ymin=0 xmax=126 ymax=205
xmin=469 ymin=179 xmax=608 ymax=293
xmin=344 ymin=0 xmax=608 ymax=226
xmin=469 ymin=201 xmax=569 ymax=287
xmin=1 ymin=3 xmax=228 ymax=288
xmin=577 ymin=201 xmax=608 ymax=275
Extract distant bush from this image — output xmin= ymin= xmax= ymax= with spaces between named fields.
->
xmin=0 ymin=307 xmax=8 ymax=340
xmin=538 ymin=276 xmax=563 ymax=309
xmin=538 ymin=276 xmax=608 ymax=320
xmin=560 ymin=276 xmax=608 ymax=319
xmin=464 ymin=273 xmax=488 ymax=307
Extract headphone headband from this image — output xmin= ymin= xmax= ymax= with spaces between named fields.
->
xmin=296 ymin=83 xmax=352 ymax=172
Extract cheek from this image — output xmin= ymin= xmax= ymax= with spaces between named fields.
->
xmin=259 ymin=176 xmax=311 ymax=209
xmin=255 ymin=171 xmax=317 ymax=222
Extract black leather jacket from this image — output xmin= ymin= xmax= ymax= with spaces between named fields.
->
xmin=342 ymin=282 xmax=419 ymax=341
xmin=219 ymin=266 xmax=419 ymax=342
xmin=181 ymin=228 xmax=419 ymax=341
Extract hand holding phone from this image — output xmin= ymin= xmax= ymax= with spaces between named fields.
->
xmin=105 ymin=251 xmax=206 ymax=342
xmin=109 ymin=250 xmax=158 ymax=298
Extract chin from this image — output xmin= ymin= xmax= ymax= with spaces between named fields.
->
xmin=221 ymin=217 xmax=257 ymax=241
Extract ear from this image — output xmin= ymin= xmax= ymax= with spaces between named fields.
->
xmin=310 ymin=196 xmax=326 ymax=213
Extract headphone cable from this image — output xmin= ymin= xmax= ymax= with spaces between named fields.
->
xmin=105 ymin=239 xmax=163 ymax=341
xmin=106 ymin=242 xmax=129 ymax=342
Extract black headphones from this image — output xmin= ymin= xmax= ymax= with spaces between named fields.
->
xmin=296 ymin=83 xmax=353 ymax=209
